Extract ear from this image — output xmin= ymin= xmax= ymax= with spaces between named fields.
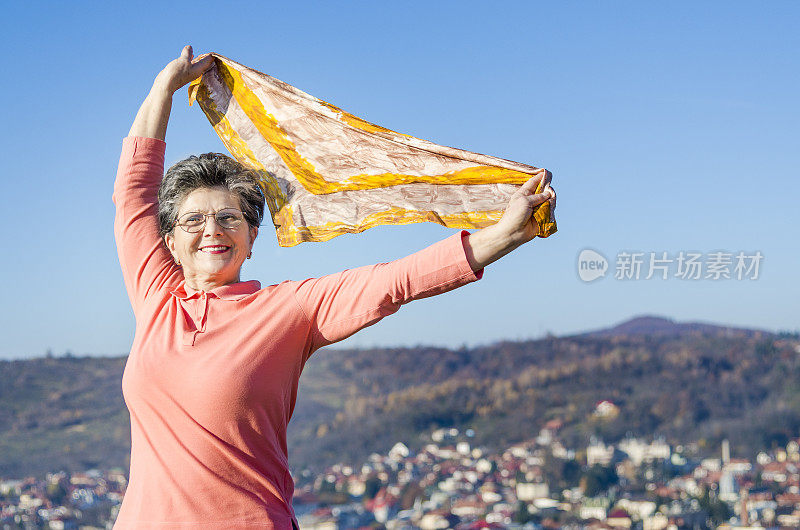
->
xmin=164 ymin=233 xmax=178 ymax=262
xmin=249 ymin=225 xmax=259 ymax=250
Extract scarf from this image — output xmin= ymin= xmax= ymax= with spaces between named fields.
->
xmin=188 ymin=53 xmax=556 ymax=247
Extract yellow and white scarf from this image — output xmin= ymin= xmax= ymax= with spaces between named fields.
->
xmin=189 ymin=54 xmax=556 ymax=247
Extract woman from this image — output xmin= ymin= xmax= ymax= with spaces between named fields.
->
xmin=113 ymin=46 xmax=555 ymax=529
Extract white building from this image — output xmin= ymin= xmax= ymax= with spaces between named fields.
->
xmin=516 ymin=482 xmax=549 ymax=501
xmin=618 ymin=438 xmax=671 ymax=466
xmin=388 ymin=442 xmax=410 ymax=460
xmin=587 ymin=441 xmax=614 ymax=466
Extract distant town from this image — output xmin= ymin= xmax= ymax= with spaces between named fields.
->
xmin=2 ymin=409 xmax=799 ymax=529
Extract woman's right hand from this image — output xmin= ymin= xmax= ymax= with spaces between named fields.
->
xmin=153 ymin=45 xmax=214 ymax=95
xmin=129 ymin=46 xmax=214 ymax=140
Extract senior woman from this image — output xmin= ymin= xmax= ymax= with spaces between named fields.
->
xmin=112 ymin=46 xmax=555 ymax=529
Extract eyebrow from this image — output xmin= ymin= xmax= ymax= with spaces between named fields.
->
xmin=179 ymin=207 xmax=242 ymax=214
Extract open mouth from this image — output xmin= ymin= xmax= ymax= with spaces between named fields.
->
xmin=199 ymin=245 xmax=231 ymax=254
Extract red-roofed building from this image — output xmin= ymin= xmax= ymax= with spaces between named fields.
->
xmin=607 ymin=508 xmax=632 ymax=528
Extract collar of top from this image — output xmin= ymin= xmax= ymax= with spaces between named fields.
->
xmin=170 ymin=279 xmax=261 ymax=301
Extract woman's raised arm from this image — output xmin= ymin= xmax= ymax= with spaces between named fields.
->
xmin=293 ymin=174 xmax=556 ymax=354
xmin=114 ymin=47 xmax=213 ymax=316
xmin=129 ymin=45 xmax=213 ymax=140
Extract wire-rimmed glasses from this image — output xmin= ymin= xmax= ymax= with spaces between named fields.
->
xmin=174 ymin=208 xmax=246 ymax=233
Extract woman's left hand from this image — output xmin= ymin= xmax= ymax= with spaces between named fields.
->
xmin=462 ymin=170 xmax=556 ymax=272
xmin=494 ymin=170 xmax=556 ymax=246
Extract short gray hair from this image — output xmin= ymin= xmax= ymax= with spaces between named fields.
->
xmin=158 ymin=153 xmax=266 ymax=237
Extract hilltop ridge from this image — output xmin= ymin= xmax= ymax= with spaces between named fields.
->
xmin=578 ymin=315 xmax=770 ymax=339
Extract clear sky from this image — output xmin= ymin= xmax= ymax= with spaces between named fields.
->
xmin=1 ymin=1 xmax=797 ymax=359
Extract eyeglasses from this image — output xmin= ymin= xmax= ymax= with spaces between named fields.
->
xmin=174 ymin=208 xmax=246 ymax=233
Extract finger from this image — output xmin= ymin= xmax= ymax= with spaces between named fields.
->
xmin=181 ymin=45 xmax=192 ymax=61
xmin=190 ymin=54 xmax=215 ymax=76
xmin=538 ymin=170 xmax=552 ymax=192
xmin=517 ymin=171 xmax=546 ymax=196
xmin=545 ymin=185 xmax=556 ymax=214
xmin=194 ymin=52 xmax=213 ymax=64
xmin=526 ymin=191 xmax=552 ymax=208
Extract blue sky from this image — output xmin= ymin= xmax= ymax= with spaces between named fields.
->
xmin=1 ymin=1 xmax=797 ymax=359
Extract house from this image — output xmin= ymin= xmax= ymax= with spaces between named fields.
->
xmin=594 ymin=400 xmax=620 ymax=418
xmin=516 ymin=482 xmax=549 ymax=501
xmin=606 ymin=508 xmax=632 ymax=528
xmin=587 ymin=441 xmax=615 ymax=466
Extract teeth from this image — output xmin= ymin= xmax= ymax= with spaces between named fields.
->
xmin=201 ymin=246 xmax=229 ymax=251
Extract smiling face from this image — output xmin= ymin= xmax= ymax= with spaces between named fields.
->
xmin=164 ymin=186 xmax=258 ymax=291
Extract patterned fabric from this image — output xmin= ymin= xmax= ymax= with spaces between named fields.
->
xmin=188 ymin=53 xmax=557 ymax=247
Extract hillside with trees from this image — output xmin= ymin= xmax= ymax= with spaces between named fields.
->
xmin=0 ymin=317 xmax=797 ymax=479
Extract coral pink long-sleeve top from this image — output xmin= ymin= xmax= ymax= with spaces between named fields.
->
xmin=111 ymin=136 xmax=484 ymax=529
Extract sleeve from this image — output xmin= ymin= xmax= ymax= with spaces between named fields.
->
xmin=294 ymin=230 xmax=484 ymax=352
xmin=113 ymin=136 xmax=182 ymax=316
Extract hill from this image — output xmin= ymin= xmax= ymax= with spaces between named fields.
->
xmin=581 ymin=315 xmax=770 ymax=339
xmin=0 ymin=316 xmax=797 ymax=479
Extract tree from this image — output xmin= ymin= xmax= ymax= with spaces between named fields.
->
xmin=581 ymin=465 xmax=618 ymax=497
xmin=364 ymin=475 xmax=383 ymax=500
xmin=46 ymin=480 xmax=68 ymax=505
xmin=513 ymin=501 xmax=532 ymax=524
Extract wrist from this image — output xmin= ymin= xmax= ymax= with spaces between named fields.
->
xmin=128 ymin=83 xmax=174 ymax=141
xmin=149 ymin=80 xmax=176 ymax=100
xmin=488 ymin=221 xmax=525 ymax=250
xmin=465 ymin=224 xmax=520 ymax=271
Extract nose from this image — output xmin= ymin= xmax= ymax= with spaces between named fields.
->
xmin=202 ymin=215 xmax=224 ymax=236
